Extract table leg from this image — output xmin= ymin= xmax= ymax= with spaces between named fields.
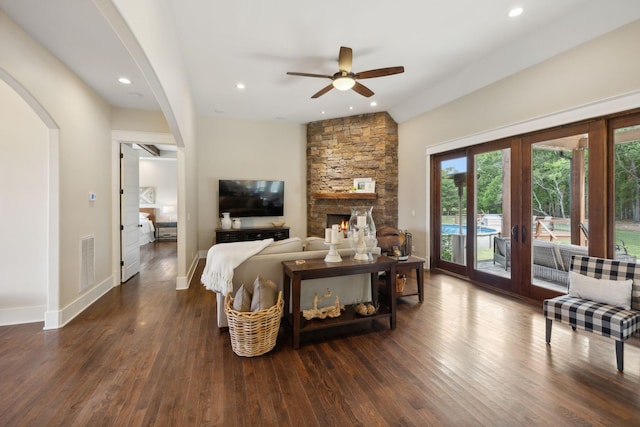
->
xmin=416 ymin=265 xmax=424 ymax=303
xmin=388 ymin=265 xmax=396 ymax=329
xmin=292 ymin=275 xmax=302 ymax=349
xmin=283 ymin=271 xmax=291 ymax=323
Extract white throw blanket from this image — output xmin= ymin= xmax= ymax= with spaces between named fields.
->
xmin=200 ymin=238 xmax=274 ymax=294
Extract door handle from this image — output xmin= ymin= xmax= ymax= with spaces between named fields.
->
xmin=521 ymin=225 xmax=527 ymax=244
xmin=511 ymin=225 xmax=519 ymax=243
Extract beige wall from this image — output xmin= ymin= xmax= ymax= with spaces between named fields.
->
xmin=0 ymin=10 xmax=113 ymax=325
xmin=111 ymin=108 xmax=171 ymax=133
xmin=197 ymin=116 xmax=306 ymax=251
xmin=0 ymin=79 xmax=48 ymax=322
xmin=398 ymin=19 xmax=640 ymax=261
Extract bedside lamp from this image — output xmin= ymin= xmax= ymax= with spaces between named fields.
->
xmin=162 ymin=205 xmax=176 ymax=222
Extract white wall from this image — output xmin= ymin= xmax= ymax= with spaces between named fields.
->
xmin=0 ymin=79 xmax=48 ymax=324
xmin=0 ymin=10 xmax=113 ymax=327
xmin=398 ymin=19 xmax=640 ymax=262
xmin=197 ymin=116 xmax=306 ymax=251
xmin=140 ymin=157 xmax=177 ymax=221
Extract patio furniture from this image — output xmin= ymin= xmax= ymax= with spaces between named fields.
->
xmin=493 ymin=237 xmax=511 ymax=270
xmin=532 ymin=239 xmax=637 ymax=288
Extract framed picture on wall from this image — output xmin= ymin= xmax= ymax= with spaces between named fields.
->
xmin=353 ymin=178 xmax=375 ymax=193
xmin=139 ymin=186 xmax=155 ymax=204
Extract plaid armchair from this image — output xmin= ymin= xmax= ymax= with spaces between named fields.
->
xmin=543 ymin=256 xmax=640 ymax=371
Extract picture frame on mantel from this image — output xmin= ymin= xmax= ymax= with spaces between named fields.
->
xmin=354 ymin=178 xmax=375 ymax=193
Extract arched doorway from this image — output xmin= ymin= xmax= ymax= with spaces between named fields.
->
xmin=0 ymin=70 xmax=60 ymax=329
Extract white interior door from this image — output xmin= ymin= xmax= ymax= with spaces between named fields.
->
xmin=121 ymin=144 xmax=140 ymax=282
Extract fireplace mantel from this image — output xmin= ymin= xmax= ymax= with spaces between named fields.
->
xmin=312 ymin=192 xmax=377 ymax=200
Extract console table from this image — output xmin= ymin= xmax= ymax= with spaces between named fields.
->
xmin=282 ymin=255 xmax=397 ymax=348
xmin=215 ymin=226 xmax=289 ymax=244
xmin=394 ymin=256 xmax=425 ymax=302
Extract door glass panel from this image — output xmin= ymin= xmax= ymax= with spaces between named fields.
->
xmin=474 ymin=149 xmax=511 ymax=279
xmin=440 ymin=157 xmax=467 ymax=266
xmin=613 ymin=124 xmax=640 ymax=260
xmin=531 ymin=134 xmax=588 ymax=292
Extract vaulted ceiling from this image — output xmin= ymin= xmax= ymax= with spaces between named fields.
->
xmin=2 ymin=0 xmax=640 ymax=124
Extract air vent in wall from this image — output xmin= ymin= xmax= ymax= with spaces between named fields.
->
xmin=80 ymin=235 xmax=95 ymax=291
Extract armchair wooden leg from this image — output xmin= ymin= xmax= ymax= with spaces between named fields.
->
xmin=616 ymin=341 xmax=624 ymax=372
xmin=545 ymin=318 xmax=552 ymax=343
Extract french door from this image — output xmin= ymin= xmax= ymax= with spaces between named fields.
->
xmin=433 ymin=121 xmax=606 ymax=299
xmin=434 ymin=140 xmax=517 ymax=291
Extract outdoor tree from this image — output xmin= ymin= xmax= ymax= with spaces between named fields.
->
xmin=614 ymin=140 xmax=640 ymax=221
xmin=532 ymin=149 xmax=571 ymax=218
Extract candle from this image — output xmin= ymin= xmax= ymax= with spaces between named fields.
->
xmin=331 ymin=224 xmax=339 ymax=244
xmin=357 ymin=215 xmax=366 ymax=228
xmin=325 ymin=228 xmax=332 ymax=243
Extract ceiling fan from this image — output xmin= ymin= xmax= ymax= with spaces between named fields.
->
xmin=286 ymin=46 xmax=404 ymax=98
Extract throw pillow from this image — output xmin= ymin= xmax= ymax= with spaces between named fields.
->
xmin=232 ymin=284 xmax=253 ymax=312
xmin=304 ymin=236 xmax=351 ymax=251
xmin=250 ymin=276 xmax=278 ymax=311
xmin=259 ymin=237 xmax=303 ymax=254
xmin=568 ymin=271 xmax=633 ymax=309
xmin=304 ymin=236 xmax=329 ymax=251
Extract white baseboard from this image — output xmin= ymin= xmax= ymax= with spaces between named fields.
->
xmin=43 ymin=275 xmax=113 ymax=330
xmin=176 ymin=252 xmax=200 ymax=290
xmin=0 ymin=305 xmax=46 ymax=327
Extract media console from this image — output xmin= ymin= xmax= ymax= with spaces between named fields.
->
xmin=215 ymin=226 xmax=289 ymax=244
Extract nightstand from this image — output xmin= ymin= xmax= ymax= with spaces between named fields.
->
xmin=155 ymin=222 xmax=177 ymax=240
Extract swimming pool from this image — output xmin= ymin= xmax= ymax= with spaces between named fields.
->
xmin=441 ymin=224 xmax=498 ymax=235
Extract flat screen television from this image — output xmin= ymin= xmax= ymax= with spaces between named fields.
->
xmin=218 ymin=179 xmax=284 ymax=217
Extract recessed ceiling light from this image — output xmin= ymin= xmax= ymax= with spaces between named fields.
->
xmin=349 ymin=106 xmax=354 ymax=110
xmin=370 ymin=101 xmax=377 ymax=107
xmin=321 ymin=111 xmax=326 ymax=114
xmin=128 ymin=92 xmax=143 ymax=98
xmin=508 ymin=7 xmax=523 ymax=18
xmin=236 ymin=82 xmax=245 ymax=89
xmin=118 ymin=77 xmax=131 ymax=85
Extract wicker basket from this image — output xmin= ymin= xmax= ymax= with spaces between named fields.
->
xmin=224 ymin=291 xmax=283 ymax=357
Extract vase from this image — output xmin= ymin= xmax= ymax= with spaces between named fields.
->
xmin=347 ymin=207 xmax=377 ymax=261
xmin=221 ymin=212 xmax=232 ymax=230
xmin=232 ymin=218 xmax=241 ymax=229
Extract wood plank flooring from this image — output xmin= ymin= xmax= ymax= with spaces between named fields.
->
xmin=1 ymin=242 xmax=640 ymax=426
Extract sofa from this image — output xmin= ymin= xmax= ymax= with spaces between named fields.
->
xmin=533 ymin=239 xmax=637 ymax=287
xmin=214 ymin=237 xmax=381 ymax=329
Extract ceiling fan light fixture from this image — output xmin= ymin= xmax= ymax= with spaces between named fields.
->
xmin=333 ymin=76 xmax=355 ymax=91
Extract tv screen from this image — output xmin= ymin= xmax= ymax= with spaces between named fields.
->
xmin=218 ymin=179 xmax=284 ymax=217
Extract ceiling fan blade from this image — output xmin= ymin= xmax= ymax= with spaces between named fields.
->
xmin=355 ymin=66 xmax=405 ymax=79
xmin=311 ymin=84 xmax=334 ymax=98
xmin=338 ymin=46 xmax=352 ymax=72
xmin=352 ymin=82 xmax=374 ymax=97
xmin=287 ymin=72 xmax=332 ymax=79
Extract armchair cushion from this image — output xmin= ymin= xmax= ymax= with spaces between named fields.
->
xmin=568 ymin=271 xmax=633 ymax=310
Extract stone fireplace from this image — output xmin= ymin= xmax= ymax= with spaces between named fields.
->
xmin=307 ymin=112 xmax=398 ymax=237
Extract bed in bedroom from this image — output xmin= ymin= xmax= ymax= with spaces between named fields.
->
xmin=139 ymin=208 xmax=156 ymax=245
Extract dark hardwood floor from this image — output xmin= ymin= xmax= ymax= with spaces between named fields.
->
xmin=1 ymin=242 xmax=640 ymax=426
